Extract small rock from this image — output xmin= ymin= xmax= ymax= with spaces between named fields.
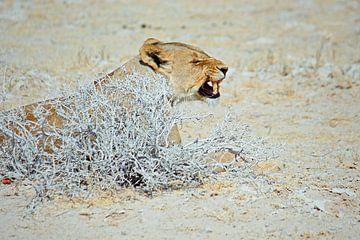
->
xmin=330 ymin=188 xmax=356 ymax=197
xmin=253 ymin=160 xmax=281 ymax=174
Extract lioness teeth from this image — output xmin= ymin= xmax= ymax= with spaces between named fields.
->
xmin=207 ymin=81 xmax=213 ymax=87
xmin=212 ymin=81 xmax=218 ymax=94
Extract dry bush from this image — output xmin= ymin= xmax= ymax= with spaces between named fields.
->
xmin=0 ymin=70 xmax=270 ymax=210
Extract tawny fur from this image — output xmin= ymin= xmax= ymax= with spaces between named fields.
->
xmin=0 ymin=38 xmax=228 ymax=147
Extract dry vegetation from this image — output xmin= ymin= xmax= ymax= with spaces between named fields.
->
xmin=0 ymin=70 xmax=271 ymax=211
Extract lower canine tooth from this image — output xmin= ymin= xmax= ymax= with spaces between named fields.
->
xmin=212 ymin=81 xmax=218 ymax=93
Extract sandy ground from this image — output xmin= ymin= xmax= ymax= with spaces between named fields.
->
xmin=1 ymin=0 xmax=360 ymax=239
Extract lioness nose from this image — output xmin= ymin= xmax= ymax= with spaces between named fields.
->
xmin=218 ymin=66 xmax=228 ymax=75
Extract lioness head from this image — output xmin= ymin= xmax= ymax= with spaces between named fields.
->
xmin=139 ymin=38 xmax=228 ymax=104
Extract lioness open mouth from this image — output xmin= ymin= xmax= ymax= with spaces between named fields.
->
xmin=198 ymin=80 xmax=220 ymax=99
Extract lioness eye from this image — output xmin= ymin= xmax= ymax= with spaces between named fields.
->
xmin=191 ymin=59 xmax=202 ymax=64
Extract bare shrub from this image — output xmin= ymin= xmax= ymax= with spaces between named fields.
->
xmin=0 ymin=70 xmax=269 ymax=210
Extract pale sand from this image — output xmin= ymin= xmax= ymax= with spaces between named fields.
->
xmin=0 ymin=0 xmax=359 ymax=239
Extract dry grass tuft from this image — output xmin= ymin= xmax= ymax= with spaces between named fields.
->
xmin=0 ymin=70 xmax=271 ymax=210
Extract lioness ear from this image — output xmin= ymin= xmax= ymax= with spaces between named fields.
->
xmin=139 ymin=38 xmax=170 ymax=75
xmin=143 ymin=38 xmax=161 ymax=45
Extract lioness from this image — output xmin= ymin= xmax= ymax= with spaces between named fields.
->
xmin=0 ymin=38 xmax=228 ymax=146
